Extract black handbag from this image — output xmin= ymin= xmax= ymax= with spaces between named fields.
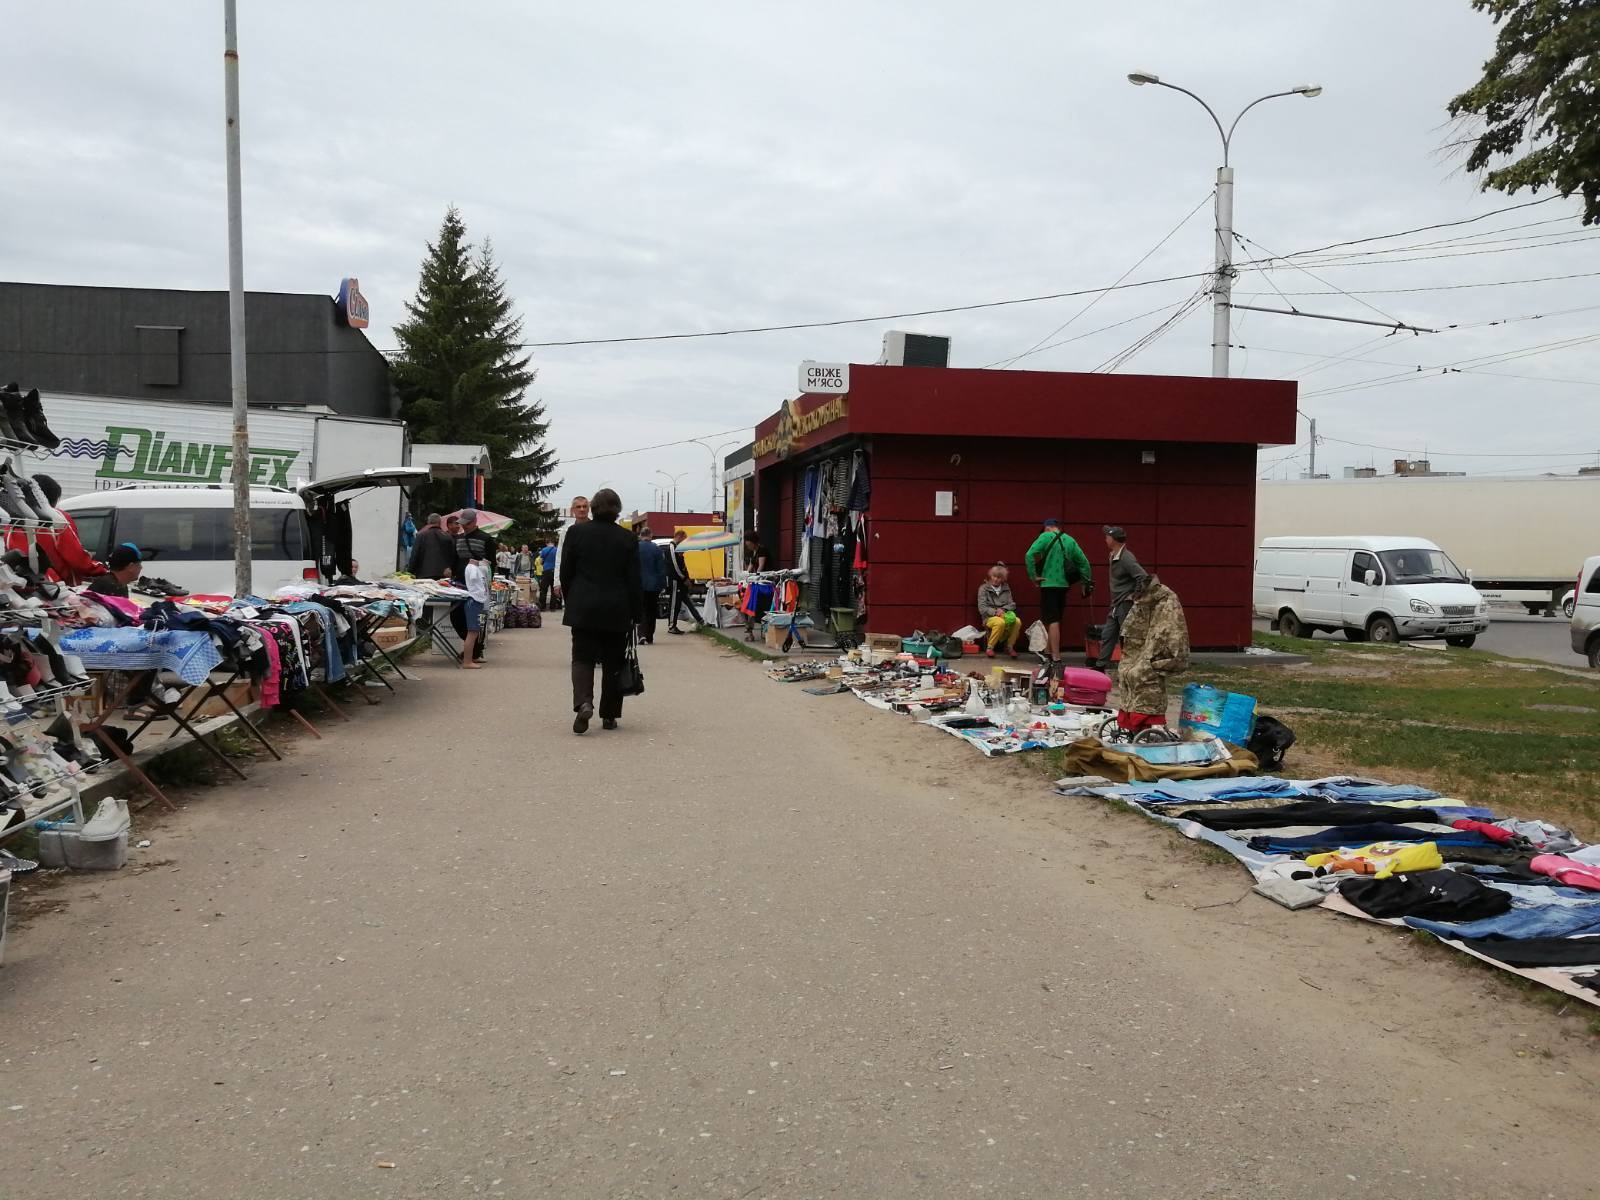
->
xmin=619 ymin=631 xmax=645 ymax=696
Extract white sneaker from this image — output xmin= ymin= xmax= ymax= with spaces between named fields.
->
xmin=80 ymin=796 xmax=130 ymax=841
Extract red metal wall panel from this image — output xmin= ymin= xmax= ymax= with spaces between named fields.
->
xmin=759 ymin=413 xmax=1268 ymax=646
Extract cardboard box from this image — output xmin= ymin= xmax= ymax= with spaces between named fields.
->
xmin=864 ymin=633 xmax=902 ymax=654
xmin=182 ymin=679 xmax=256 ymax=720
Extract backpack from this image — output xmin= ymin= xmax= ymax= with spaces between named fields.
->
xmin=1247 ymin=714 xmax=1296 ymax=771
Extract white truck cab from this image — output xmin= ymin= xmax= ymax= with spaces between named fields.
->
xmin=1254 ymin=535 xmax=1489 ymax=647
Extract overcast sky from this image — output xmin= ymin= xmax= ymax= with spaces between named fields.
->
xmin=5 ymin=1 xmax=1598 ymax=511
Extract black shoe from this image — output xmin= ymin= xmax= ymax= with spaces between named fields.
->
xmin=140 ymin=576 xmax=189 ymax=598
xmin=573 ymin=703 xmax=593 ymax=735
xmin=602 ymin=718 xmax=618 ymax=730
xmin=0 ymin=389 xmax=32 ymax=446
xmin=20 ymin=389 xmax=60 ymax=450
xmin=668 ymin=627 xmax=684 ymax=636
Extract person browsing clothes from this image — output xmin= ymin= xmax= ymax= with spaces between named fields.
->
xmin=1025 ymin=518 xmax=1093 ymax=665
xmin=87 ymin=545 xmax=142 ymax=597
xmin=977 ymin=563 xmax=1022 ymax=658
xmin=407 ymin=512 xmax=455 ymax=580
xmin=461 ymin=552 xmax=489 ymax=670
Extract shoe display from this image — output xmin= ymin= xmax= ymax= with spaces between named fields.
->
xmin=0 ymin=387 xmax=33 ymax=446
xmin=142 ymin=576 xmax=189 ymax=597
xmin=80 ymin=797 xmax=130 ymax=841
xmin=19 ymin=388 xmax=61 ymax=450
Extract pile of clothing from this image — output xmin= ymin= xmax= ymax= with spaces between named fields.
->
xmin=1056 ymin=774 xmax=1600 ymax=1004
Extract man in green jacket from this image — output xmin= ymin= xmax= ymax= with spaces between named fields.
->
xmin=1026 ymin=518 xmax=1094 ymax=665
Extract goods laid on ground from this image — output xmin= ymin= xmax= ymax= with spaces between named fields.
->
xmin=1055 ymin=773 xmax=1600 ymax=1008
xmin=769 ymin=649 xmax=1125 ymax=757
xmin=761 ymin=634 xmax=1598 ymax=1008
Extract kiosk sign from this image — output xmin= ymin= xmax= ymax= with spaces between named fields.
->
xmin=798 ymin=361 xmax=849 ymax=394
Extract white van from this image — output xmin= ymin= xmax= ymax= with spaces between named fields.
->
xmin=1254 ymin=536 xmax=1489 ymax=647
xmin=59 ymin=467 xmax=429 ymax=596
xmin=1571 ymin=555 xmax=1600 ymax=668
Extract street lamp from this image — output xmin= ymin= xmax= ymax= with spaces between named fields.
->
xmin=1126 ymin=71 xmax=1322 ymax=377
xmin=654 ymin=469 xmax=687 ymax=513
xmin=689 ymin=437 xmax=745 ymax=512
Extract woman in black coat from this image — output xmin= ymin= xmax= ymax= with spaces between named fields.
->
xmin=558 ymin=488 xmax=643 ymax=733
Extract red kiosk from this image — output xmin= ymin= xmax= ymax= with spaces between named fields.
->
xmin=751 ymin=364 xmax=1296 ymax=650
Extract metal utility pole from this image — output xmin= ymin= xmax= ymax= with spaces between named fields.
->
xmin=1308 ymin=417 xmax=1317 ymax=477
xmin=223 ymin=0 xmax=251 ymax=596
xmin=1126 ymin=73 xmax=1322 ymax=377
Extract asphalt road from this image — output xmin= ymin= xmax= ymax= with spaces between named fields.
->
xmin=1256 ymin=610 xmax=1585 ymax=667
xmin=3 ymin=630 xmax=1596 ymax=1198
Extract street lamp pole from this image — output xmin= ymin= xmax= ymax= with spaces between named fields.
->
xmin=1126 ymin=73 xmax=1322 ymax=378
xmin=655 ymin=469 xmax=687 ymax=513
xmin=690 ymin=438 xmax=744 ymax=514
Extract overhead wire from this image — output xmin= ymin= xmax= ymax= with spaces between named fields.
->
xmin=4 ymin=198 xmax=1588 ymax=361
xmin=1092 ymin=285 xmax=1211 ymax=372
xmin=986 ymin=190 xmax=1214 ymax=369
xmin=1300 ymin=331 xmax=1600 ymax=399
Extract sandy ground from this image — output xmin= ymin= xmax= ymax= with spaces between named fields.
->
xmin=1 ymin=628 xmax=1596 ymax=1199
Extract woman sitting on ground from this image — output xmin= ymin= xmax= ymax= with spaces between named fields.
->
xmin=977 ymin=563 xmax=1022 ymax=659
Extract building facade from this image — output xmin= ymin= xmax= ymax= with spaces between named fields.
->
xmin=1 ymin=281 xmax=393 ymax=418
xmin=751 ymin=364 xmax=1296 ymax=650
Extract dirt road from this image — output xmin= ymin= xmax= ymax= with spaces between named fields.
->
xmin=2 ymin=629 xmax=1595 ymax=1198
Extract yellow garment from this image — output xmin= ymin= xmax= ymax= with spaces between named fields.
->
xmin=985 ymin=612 xmax=1022 ymax=650
xmin=1304 ymin=841 xmax=1444 ymax=879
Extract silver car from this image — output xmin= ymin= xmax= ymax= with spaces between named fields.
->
xmin=1572 ymin=556 xmax=1600 ymax=668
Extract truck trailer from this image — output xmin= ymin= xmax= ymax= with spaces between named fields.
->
xmin=27 ymin=391 xmax=412 ymax=578
xmin=1255 ymin=475 xmax=1599 ymax=615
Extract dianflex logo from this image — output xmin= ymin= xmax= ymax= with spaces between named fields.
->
xmin=86 ymin=426 xmax=302 ymax=487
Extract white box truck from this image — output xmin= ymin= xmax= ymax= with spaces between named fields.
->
xmin=1256 ymin=475 xmax=1600 ymax=615
xmin=26 ymin=392 xmax=413 ymax=579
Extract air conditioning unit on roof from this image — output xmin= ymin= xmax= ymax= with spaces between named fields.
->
xmin=879 ymin=330 xmax=950 ymax=367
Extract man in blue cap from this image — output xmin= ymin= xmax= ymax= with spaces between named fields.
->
xmin=1025 ymin=518 xmax=1093 ymax=665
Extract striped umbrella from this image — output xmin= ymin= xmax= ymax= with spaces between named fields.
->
xmin=674 ymin=529 xmax=740 ymax=552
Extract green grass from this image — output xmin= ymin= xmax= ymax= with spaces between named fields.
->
xmin=697 ymin=626 xmax=773 ymax=662
xmin=1183 ymin=633 xmax=1600 ymax=839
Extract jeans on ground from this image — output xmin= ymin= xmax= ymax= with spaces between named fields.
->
xmin=985 ymin=612 xmax=1021 ymax=651
xmin=571 ymin=627 xmax=628 ymax=719
xmin=1406 ymin=898 xmax=1600 ymax=941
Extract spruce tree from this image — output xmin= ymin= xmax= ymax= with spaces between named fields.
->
xmin=392 ymin=208 xmax=560 ymax=535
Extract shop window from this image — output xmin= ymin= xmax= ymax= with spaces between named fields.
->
xmin=136 ymin=325 xmax=183 ymax=386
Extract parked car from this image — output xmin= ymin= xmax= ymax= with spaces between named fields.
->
xmin=1254 ymin=535 xmax=1489 ymax=647
xmin=1562 ymin=588 xmax=1577 ymax=619
xmin=59 ymin=467 xmax=428 ymax=595
xmin=1571 ymin=557 xmax=1600 ymax=668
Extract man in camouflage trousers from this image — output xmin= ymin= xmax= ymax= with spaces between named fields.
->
xmin=1115 ymin=575 xmax=1190 ymax=719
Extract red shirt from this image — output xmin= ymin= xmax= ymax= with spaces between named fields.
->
xmin=5 ymin=512 xmax=106 ymax=585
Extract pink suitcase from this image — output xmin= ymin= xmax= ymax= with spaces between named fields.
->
xmin=1058 ymin=667 xmax=1113 ymax=707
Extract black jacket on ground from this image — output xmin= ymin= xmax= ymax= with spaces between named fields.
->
xmin=408 ymin=526 xmax=456 ymax=579
xmin=560 ymin=518 xmax=643 ymax=632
